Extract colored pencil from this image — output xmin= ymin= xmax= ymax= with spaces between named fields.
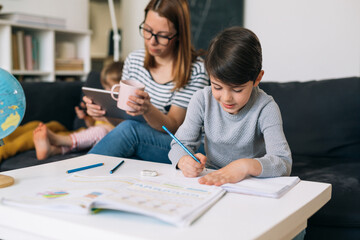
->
xmin=66 ymin=163 xmax=104 ymax=174
xmin=162 ymin=125 xmax=201 ymax=164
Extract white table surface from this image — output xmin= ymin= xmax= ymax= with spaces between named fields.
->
xmin=0 ymin=154 xmax=331 ymax=240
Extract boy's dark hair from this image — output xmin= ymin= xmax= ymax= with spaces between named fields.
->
xmin=205 ymin=26 xmax=262 ymax=85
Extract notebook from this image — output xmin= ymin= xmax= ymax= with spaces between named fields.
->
xmin=82 ymin=87 xmax=145 ymax=122
xmin=221 ymin=176 xmax=300 ymax=198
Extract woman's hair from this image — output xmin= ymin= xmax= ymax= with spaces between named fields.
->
xmin=144 ymin=0 xmax=198 ymax=90
xmin=205 ymin=26 xmax=262 ymax=86
xmin=100 ymin=61 xmax=124 ymax=87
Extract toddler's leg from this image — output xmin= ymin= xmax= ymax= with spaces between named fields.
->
xmin=33 ymin=123 xmax=62 ymax=160
xmin=0 ymin=125 xmax=37 ymax=161
xmin=70 ymin=126 xmax=110 ymax=151
xmin=3 ymin=121 xmax=41 ymax=141
xmin=45 ymin=121 xmax=68 ymax=133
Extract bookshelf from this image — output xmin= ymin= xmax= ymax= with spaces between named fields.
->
xmin=0 ymin=19 xmax=91 ymax=82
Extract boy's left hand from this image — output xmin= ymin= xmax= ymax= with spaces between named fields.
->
xmin=198 ymin=158 xmax=262 ymax=186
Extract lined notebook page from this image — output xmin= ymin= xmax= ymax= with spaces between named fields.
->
xmin=221 ymin=176 xmax=300 ymax=198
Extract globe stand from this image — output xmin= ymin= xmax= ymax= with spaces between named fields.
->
xmin=0 ymin=138 xmax=15 ymax=188
xmin=0 ymin=68 xmax=25 ymax=188
xmin=0 ymin=175 xmax=14 ymax=188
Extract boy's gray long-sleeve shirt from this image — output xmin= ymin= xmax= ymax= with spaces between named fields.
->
xmin=168 ymin=86 xmax=292 ymax=177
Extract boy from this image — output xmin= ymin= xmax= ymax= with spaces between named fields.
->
xmin=168 ymin=27 xmax=292 ymax=186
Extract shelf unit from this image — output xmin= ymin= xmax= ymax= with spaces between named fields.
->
xmin=0 ymin=19 xmax=91 ymax=82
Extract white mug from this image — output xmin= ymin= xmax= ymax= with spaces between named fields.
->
xmin=110 ymin=80 xmax=145 ymax=112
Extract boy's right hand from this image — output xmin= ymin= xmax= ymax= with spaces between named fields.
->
xmin=178 ymin=153 xmax=206 ymax=178
xmin=83 ymin=96 xmax=106 ymax=118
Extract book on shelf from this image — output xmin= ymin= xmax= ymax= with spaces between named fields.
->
xmin=24 ymin=34 xmax=33 ymax=70
xmin=0 ymin=12 xmax=65 ymax=28
xmin=12 ymin=30 xmax=40 ymax=71
xmin=32 ymin=37 xmax=39 ymax=70
xmin=55 ymin=58 xmax=84 ymax=71
xmin=1 ymin=174 xmax=226 ymax=227
xmin=16 ymin=30 xmax=25 ymax=71
xmin=11 ymin=33 xmax=20 ymax=70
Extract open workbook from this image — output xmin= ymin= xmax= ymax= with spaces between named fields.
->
xmin=0 ymin=174 xmax=300 ymax=227
xmin=1 ymin=174 xmax=225 ymax=227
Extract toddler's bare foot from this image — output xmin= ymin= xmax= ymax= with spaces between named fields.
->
xmin=33 ymin=123 xmax=61 ymax=160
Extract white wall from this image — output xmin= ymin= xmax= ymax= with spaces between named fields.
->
xmin=244 ymin=0 xmax=360 ymax=82
xmin=0 ymin=0 xmax=89 ymax=30
xmin=118 ymin=0 xmax=360 ymax=82
xmin=120 ymin=0 xmax=148 ymax=59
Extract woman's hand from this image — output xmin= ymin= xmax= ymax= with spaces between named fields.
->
xmin=178 ymin=153 xmax=207 ymax=178
xmin=126 ymin=89 xmax=151 ymax=116
xmin=83 ymin=96 xmax=106 ymax=118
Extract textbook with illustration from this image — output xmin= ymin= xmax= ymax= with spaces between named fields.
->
xmin=1 ymin=174 xmax=226 ymax=227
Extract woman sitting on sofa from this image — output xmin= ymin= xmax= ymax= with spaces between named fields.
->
xmin=84 ymin=0 xmax=209 ymax=163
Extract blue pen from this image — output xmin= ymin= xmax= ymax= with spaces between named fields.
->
xmin=162 ymin=125 xmax=201 ymax=164
xmin=66 ymin=163 xmax=104 ymax=174
xmin=110 ymin=160 xmax=124 ymax=174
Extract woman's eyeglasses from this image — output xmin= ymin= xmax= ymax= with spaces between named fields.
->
xmin=139 ymin=23 xmax=177 ymax=46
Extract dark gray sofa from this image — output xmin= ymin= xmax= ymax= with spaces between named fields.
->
xmin=260 ymin=77 xmax=360 ymax=240
xmin=0 ymin=75 xmax=359 ymax=240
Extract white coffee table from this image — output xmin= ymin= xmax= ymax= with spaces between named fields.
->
xmin=0 ymin=154 xmax=331 ymax=240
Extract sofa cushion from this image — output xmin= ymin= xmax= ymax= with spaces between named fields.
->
xmin=21 ymin=81 xmax=83 ymax=131
xmin=292 ymin=155 xmax=360 ymax=228
xmin=260 ymin=77 xmax=360 ymax=160
xmin=0 ymin=149 xmax=87 ymax=172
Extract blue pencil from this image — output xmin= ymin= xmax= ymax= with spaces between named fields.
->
xmin=110 ymin=160 xmax=124 ymax=174
xmin=162 ymin=125 xmax=201 ymax=164
xmin=66 ymin=163 xmax=104 ymax=174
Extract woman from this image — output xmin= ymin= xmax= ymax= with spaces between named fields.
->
xmin=84 ymin=0 xmax=209 ymax=163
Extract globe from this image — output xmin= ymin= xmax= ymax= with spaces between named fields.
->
xmin=0 ymin=68 xmax=26 ymax=146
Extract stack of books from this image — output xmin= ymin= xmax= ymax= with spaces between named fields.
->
xmin=55 ymin=58 xmax=84 ymax=71
xmin=0 ymin=12 xmax=65 ymax=29
xmin=55 ymin=41 xmax=83 ymax=71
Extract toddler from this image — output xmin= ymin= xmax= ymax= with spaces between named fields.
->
xmin=33 ymin=61 xmax=123 ymax=160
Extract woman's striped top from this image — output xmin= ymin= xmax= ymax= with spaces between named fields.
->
xmin=121 ymin=49 xmax=209 ymax=114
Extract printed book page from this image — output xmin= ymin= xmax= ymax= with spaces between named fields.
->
xmin=1 ymin=174 xmax=225 ymax=227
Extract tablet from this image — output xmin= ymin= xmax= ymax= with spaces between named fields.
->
xmin=82 ymin=87 xmax=146 ymax=122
